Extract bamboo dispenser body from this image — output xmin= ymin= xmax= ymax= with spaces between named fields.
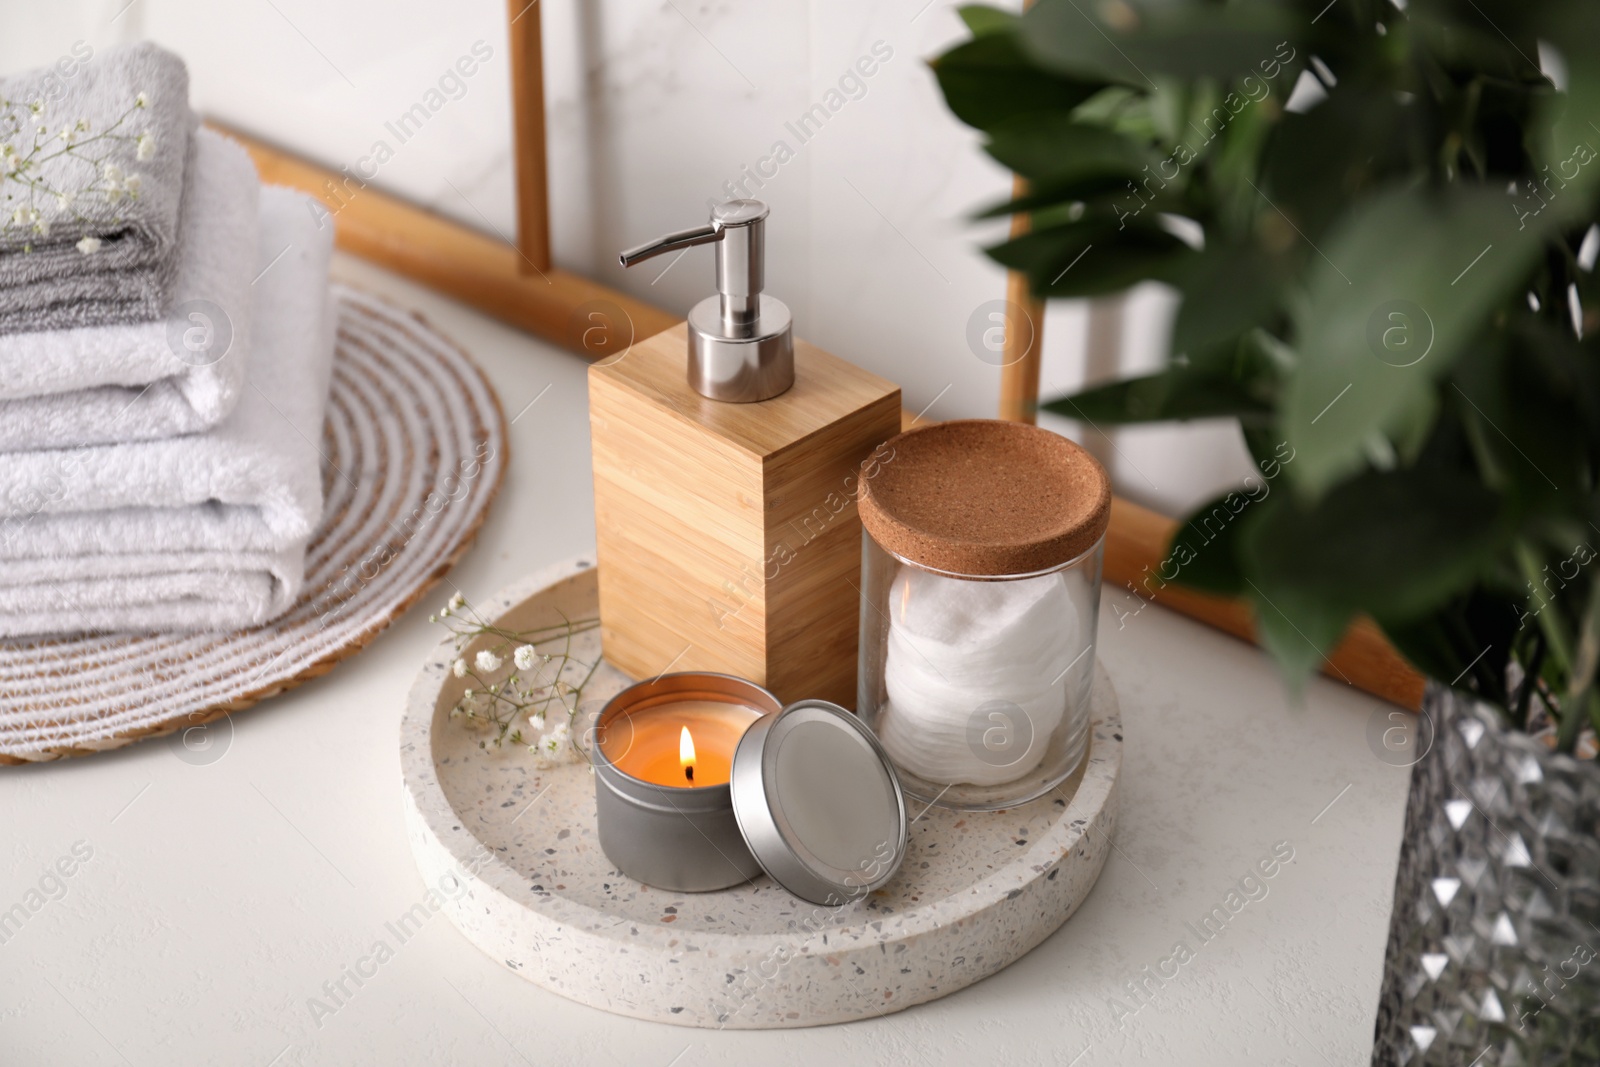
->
xmin=589 ymin=322 xmax=901 ymax=707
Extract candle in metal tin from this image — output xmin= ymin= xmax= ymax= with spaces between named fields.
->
xmin=592 ymin=673 xmax=778 ymax=893
xmin=606 ymin=698 xmax=758 ymax=787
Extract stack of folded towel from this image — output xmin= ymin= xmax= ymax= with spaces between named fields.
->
xmin=0 ymin=43 xmax=336 ymax=637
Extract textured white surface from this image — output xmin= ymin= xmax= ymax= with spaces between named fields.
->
xmin=0 ymin=258 xmax=1410 ymax=1065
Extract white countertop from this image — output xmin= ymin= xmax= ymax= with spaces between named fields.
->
xmin=0 ymin=256 xmax=1409 ymax=1067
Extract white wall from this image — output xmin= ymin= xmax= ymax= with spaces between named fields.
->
xmin=4 ymin=0 xmax=1253 ymax=517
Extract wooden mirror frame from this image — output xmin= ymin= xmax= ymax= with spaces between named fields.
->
xmin=208 ymin=2 xmax=1421 ymax=709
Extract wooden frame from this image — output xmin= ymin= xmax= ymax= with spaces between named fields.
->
xmin=506 ymin=0 xmax=551 ymax=274
xmin=215 ymin=6 xmax=1424 ymax=710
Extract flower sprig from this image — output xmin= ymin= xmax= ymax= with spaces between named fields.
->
xmin=432 ymin=592 xmax=602 ymax=766
xmin=0 ymin=90 xmax=155 ymax=250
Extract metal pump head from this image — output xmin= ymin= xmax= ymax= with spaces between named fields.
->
xmin=619 ymin=200 xmax=795 ymax=403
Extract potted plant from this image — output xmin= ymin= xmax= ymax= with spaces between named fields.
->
xmin=932 ymin=1 xmax=1600 ymax=1062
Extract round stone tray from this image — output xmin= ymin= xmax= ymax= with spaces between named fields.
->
xmin=400 ymin=557 xmax=1122 ymax=1029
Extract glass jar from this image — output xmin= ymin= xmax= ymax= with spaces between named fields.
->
xmin=855 ymin=419 xmax=1110 ymax=811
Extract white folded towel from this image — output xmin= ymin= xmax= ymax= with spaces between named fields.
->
xmin=0 ymin=185 xmax=335 ymax=637
xmin=0 ymin=550 xmax=300 ymax=633
xmin=0 ymin=128 xmax=260 ymax=451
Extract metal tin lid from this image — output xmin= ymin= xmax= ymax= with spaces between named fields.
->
xmin=729 ymin=699 xmax=909 ymax=905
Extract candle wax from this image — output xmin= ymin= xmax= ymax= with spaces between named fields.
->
xmin=603 ymin=699 xmax=762 ymax=787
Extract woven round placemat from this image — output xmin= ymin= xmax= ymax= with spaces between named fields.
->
xmin=0 ymin=284 xmax=506 ymax=764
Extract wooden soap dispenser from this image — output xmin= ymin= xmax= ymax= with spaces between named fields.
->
xmin=590 ymin=199 xmax=902 ymax=707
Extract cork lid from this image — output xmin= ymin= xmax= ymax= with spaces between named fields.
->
xmin=857 ymin=419 xmax=1111 ymax=576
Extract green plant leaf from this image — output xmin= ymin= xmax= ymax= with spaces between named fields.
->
xmin=1537 ymin=4 xmax=1600 ymax=209
xmin=1169 ymin=241 xmax=1285 ymax=356
xmin=1406 ymin=11 xmax=1542 ymax=87
xmin=1248 ymin=582 xmax=1354 ymax=698
xmin=970 ymin=186 xmax=1089 ymax=220
xmin=1380 ymin=588 xmax=1518 ymax=706
xmin=1510 ymin=316 xmax=1600 ymax=439
xmin=956 ymin=4 xmax=1015 ymax=36
xmin=987 ymin=215 xmax=1189 ymax=298
xmin=1447 ymin=320 xmax=1596 ymax=513
xmin=925 ymin=0 xmax=1600 ymax=720
xmin=1259 ymin=85 xmax=1414 ymax=240
xmin=1044 ymin=367 xmax=1273 ymax=426
xmin=1244 ymin=468 xmax=1507 ymax=623
xmin=1282 ymin=184 xmax=1551 ymax=498
xmin=1022 ymin=0 xmax=1301 ymax=87
xmin=1164 ymin=490 xmax=1264 ymax=597
xmin=983 ymin=116 xmax=1154 ymax=189
xmin=1046 ymin=318 xmax=1288 ymax=426
xmin=931 ymin=27 xmax=1103 ymax=131
xmin=1238 ymin=466 xmax=1509 ymax=692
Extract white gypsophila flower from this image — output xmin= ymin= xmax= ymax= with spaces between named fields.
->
xmin=76 ymin=236 xmax=100 ymax=254
xmin=33 ymin=216 xmax=49 ymax=237
xmin=136 ymin=133 xmax=154 ymax=161
xmin=55 ymin=192 xmax=71 ymax=211
xmin=513 ymin=644 xmax=536 ymax=671
xmin=122 ymin=174 xmax=141 ymax=198
xmin=135 ymin=91 xmax=149 ymax=108
xmin=475 ymin=649 xmax=503 ymax=673
xmin=451 ymin=658 xmax=467 ymax=678
xmin=449 ymin=592 xmax=465 ymax=611
xmin=102 ymin=162 xmax=122 ymax=183
xmin=526 ymin=711 xmax=546 ymax=732
xmin=57 ymin=125 xmax=75 ymax=144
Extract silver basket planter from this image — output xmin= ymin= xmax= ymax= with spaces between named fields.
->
xmin=1372 ymin=684 xmax=1600 ymax=1065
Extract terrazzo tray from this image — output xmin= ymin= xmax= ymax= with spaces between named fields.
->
xmin=400 ymin=557 xmax=1122 ymax=1029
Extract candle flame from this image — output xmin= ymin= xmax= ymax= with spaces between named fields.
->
xmin=680 ymin=725 xmax=696 ymax=770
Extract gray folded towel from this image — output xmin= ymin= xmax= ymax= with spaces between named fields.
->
xmin=0 ymin=128 xmax=260 ymax=451
xmin=0 ymin=42 xmax=195 ymax=332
